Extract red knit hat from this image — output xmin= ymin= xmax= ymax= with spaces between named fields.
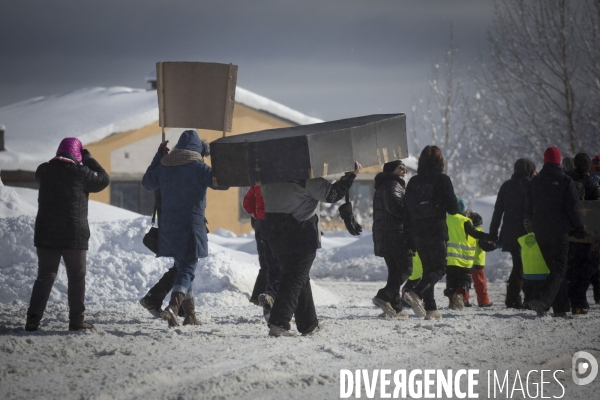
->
xmin=543 ymin=146 xmax=561 ymax=164
xmin=593 ymin=155 xmax=600 ymax=172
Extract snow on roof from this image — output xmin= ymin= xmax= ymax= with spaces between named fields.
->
xmin=0 ymin=86 xmax=322 ymax=172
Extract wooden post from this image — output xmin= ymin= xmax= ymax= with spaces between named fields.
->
xmin=157 ymin=62 xmax=167 ymax=143
xmin=222 ymin=63 xmax=234 ymax=138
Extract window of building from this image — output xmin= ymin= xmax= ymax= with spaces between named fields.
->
xmin=110 ymin=181 xmax=155 ymax=216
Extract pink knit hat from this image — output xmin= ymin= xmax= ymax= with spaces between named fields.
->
xmin=56 ymin=138 xmax=83 ymax=163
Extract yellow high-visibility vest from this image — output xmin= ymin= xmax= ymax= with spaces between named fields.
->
xmin=446 ymin=214 xmax=477 ymax=268
xmin=472 ymin=226 xmax=486 ymax=267
xmin=518 ymin=233 xmax=549 ymax=280
xmin=409 ymin=252 xmax=423 ymax=280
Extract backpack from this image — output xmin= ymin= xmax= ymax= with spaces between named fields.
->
xmin=405 ymin=177 xmax=438 ymax=220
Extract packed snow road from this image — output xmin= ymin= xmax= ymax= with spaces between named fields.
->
xmin=1 ymin=281 xmax=598 ymax=400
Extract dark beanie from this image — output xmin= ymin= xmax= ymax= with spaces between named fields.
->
xmin=573 ymin=152 xmax=592 ymax=175
xmin=469 ymin=212 xmax=483 ymax=227
xmin=543 ymin=146 xmax=561 ymax=164
xmin=383 ymin=160 xmax=405 ymax=173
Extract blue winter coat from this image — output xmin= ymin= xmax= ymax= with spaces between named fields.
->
xmin=142 ymin=130 xmax=224 ymax=260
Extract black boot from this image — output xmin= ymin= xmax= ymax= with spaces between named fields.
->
xmin=182 ymin=297 xmax=201 ymax=326
xmin=160 ymin=292 xmax=185 ymax=327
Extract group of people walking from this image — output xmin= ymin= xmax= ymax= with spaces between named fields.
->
xmin=24 ymin=130 xmax=599 ymax=335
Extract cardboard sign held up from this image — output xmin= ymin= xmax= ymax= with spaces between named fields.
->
xmin=156 ymin=62 xmax=238 ymax=136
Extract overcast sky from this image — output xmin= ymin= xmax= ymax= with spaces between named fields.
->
xmin=0 ymin=0 xmax=495 ymax=121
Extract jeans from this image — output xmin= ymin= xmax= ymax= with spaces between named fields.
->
xmin=173 ymin=257 xmax=198 ymax=300
xmin=376 ymin=248 xmax=413 ymax=312
xmin=28 ymin=248 xmax=87 ymax=324
xmin=268 ymin=251 xmax=318 ymax=334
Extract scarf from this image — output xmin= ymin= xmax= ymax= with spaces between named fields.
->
xmin=160 ymin=149 xmax=204 ymax=167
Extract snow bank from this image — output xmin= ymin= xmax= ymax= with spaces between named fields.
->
xmin=0 ymin=186 xmax=338 ymax=307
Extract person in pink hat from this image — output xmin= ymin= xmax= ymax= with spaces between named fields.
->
xmin=25 ymin=138 xmax=109 ymax=332
xmin=524 ymin=146 xmax=585 ymax=317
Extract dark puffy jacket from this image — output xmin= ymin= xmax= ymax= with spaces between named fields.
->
xmin=404 ymin=161 xmax=459 ymax=241
xmin=372 ymin=172 xmax=408 ymax=257
xmin=566 ymin=170 xmax=600 ymax=200
xmin=526 ymin=163 xmax=583 ymax=240
xmin=489 ymin=176 xmax=532 ymax=252
xmin=34 ymin=157 xmax=109 ymax=249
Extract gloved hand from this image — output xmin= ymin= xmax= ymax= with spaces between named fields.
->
xmin=572 ymin=225 xmax=587 ymax=239
xmin=488 ymin=232 xmax=499 ymax=242
xmin=479 ymin=239 xmax=498 ymax=252
xmin=338 ymin=202 xmax=362 ymax=236
xmin=158 ymin=140 xmax=170 ymax=156
xmin=81 ymin=149 xmax=93 ymax=162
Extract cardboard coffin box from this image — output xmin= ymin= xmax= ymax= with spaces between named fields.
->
xmin=569 ymin=200 xmax=600 ymax=243
xmin=210 ymin=114 xmax=407 ymax=187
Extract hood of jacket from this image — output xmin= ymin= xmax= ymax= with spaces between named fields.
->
xmin=174 ymin=130 xmax=204 ymax=154
xmin=374 ymin=172 xmax=405 ymax=189
xmin=417 ymin=159 xmax=443 ymax=174
xmin=512 ymin=158 xmax=536 ymax=179
xmin=55 ymin=137 xmax=83 ymax=164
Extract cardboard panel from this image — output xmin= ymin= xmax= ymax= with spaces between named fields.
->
xmin=210 ymin=114 xmax=407 ymax=187
xmin=157 ymin=62 xmax=237 ymax=132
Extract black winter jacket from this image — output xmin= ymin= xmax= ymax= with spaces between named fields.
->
xmin=372 ymin=172 xmax=409 ymax=257
xmin=404 ymin=161 xmax=459 ymax=242
xmin=489 ymin=176 xmax=531 ymax=252
xmin=566 ymin=171 xmax=600 ymax=200
xmin=526 ymin=163 xmax=582 ymax=241
xmin=34 ymin=157 xmax=110 ymax=249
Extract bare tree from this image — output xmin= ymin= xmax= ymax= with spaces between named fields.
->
xmin=472 ymin=0 xmax=599 ymax=161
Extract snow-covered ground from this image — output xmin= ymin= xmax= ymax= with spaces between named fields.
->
xmin=1 ymin=184 xmax=599 ymax=399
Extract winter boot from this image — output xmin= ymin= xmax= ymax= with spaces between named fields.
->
xmin=405 ymin=291 xmax=426 ymax=317
xmin=25 ymin=316 xmax=39 ymax=332
xmin=258 ymin=293 xmax=275 ymax=323
xmin=181 ymin=297 xmax=201 ymax=326
xmin=372 ymin=296 xmax=397 ymax=317
xmin=571 ymin=307 xmax=588 ymax=315
xmin=269 ymin=325 xmax=297 ymax=337
xmin=302 ymin=321 xmax=325 ymax=336
xmin=526 ymin=299 xmax=548 ymax=317
xmin=478 ymin=302 xmax=494 ymax=307
xmin=160 ymin=292 xmax=185 ymax=327
xmin=451 ymin=293 xmax=465 ymax=311
xmin=425 ymin=310 xmax=442 ymax=320
xmin=139 ymin=296 xmax=163 ymax=318
xmin=69 ymin=321 xmax=94 ymax=331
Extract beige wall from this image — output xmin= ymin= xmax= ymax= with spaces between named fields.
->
xmin=86 ymin=104 xmax=294 ymax=235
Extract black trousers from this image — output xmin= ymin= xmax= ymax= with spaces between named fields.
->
xmin=444 ymin=265 xmax=472 ymax=296
xmin=268 ymin=251 xmax=318 ymax=334
xmin=412 ymin=237 xmax=447 ymax=311
xmin=376 ymin=248 xmax=413 ymax=312
xmin=534 ymin=234 xmax=570 ymax=311
xmin=506 ymin=249 xmax=525 ymax=307
xmin=145 ymin=265 xmax=178 ymax=307
xmin=28 ymin=248 xmax=87 ymax=324
xmin=568 ymin=242 xmax=600 ymax=309
xmin=251 ymin=219 xmax=282 ymax=300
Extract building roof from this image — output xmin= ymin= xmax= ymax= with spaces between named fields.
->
xmin=0 ymin=86 xmax=323 ymax=172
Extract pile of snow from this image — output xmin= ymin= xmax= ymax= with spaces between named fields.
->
xmin=0 ymin=185 xmax=338 ymax=307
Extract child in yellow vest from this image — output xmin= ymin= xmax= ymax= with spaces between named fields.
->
xmin=444 ymin=199 xmax=493 ymax=310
